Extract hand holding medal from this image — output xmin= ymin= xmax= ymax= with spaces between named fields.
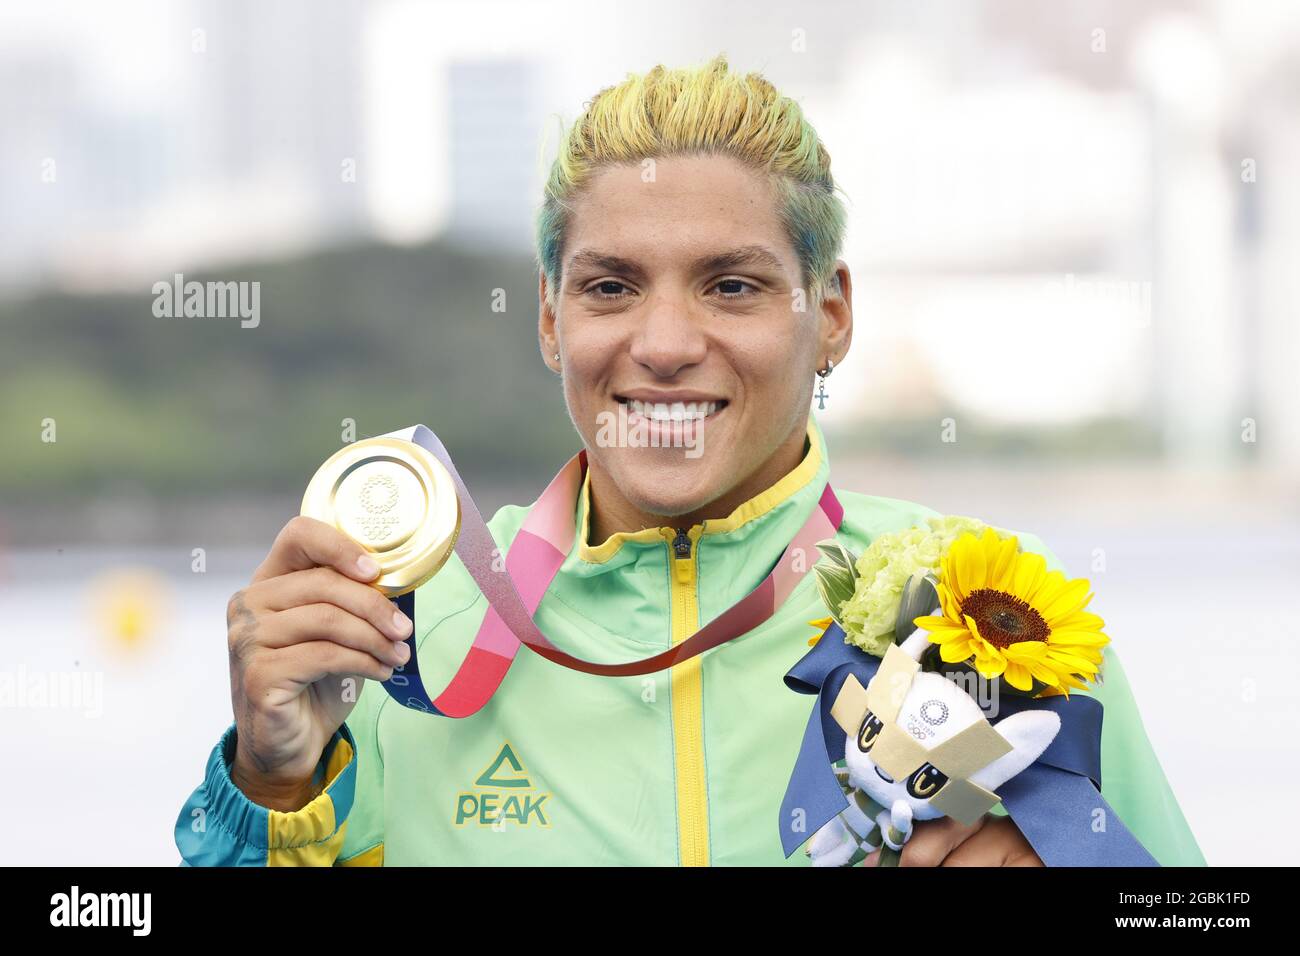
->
xmin=223 ymin=502 xmax=427 ymax=811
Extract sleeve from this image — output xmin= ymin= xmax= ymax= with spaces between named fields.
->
xmin=1013 ymin=531 xmax=1208 ymax=867
xmin=174 ymin=721 xmax=359 ymax=867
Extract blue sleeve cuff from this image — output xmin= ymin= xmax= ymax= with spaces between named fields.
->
xmin=175 ymin=722 xmax=357 ymax=866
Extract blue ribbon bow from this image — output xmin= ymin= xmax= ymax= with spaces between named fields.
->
xmin=778 ymin=623 xmax=1159 ymax=866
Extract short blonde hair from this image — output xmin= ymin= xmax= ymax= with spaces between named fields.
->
xmin=536 ymin=53 xmax=847 ymax=311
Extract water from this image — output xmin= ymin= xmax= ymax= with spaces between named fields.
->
xmin=0 ymin=548 xmax=254 ymax=866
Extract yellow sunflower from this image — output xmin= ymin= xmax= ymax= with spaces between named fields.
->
xmin=911 ymin=528 xmax=1109 ymax=697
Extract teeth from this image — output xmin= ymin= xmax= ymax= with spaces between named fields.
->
xmin=626 ymin=399 xmax=721 ymax=422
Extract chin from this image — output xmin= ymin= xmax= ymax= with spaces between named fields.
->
xmin=618 ymin=468 xmax=719 ymax=520
xmin=626 ymin=488 xmax=711 ymax=522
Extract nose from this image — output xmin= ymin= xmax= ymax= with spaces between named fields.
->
xmin=628 ymin=293 xmax=707 ymax=377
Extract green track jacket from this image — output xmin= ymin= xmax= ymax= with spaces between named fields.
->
xmin=175 ymin=413 xmax=1206 ymax=866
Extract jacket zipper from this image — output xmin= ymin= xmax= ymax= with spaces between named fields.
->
xmin=664 ymin=524 xmax=708 ymax=866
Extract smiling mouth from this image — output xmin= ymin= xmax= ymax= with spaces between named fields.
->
xmin=614 ymin=397 xmax=729 ymax=423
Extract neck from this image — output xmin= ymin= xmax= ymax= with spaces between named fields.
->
xmin=586 ymin=421 xmax=809 ymax=544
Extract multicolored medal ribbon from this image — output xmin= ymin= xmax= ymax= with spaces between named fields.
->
xmin=778 ymin=622 xmax=1160 ymax=866
xmin=302 ymin=424 xmax=844 ymax=718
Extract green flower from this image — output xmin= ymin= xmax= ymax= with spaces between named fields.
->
xmin=816 ymin=515 xmax=992 ymax=656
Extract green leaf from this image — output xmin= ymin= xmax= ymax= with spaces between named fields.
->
xmin=810 ymin=538 xmax=862 ymax=627
xmin=814 ymin=538 xmax=858 ymax=577
xmin=895 ymin=570 xmax=940 ymax=642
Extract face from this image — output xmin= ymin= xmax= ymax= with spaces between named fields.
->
xmin=538 ymin=153 xmax=852 ymax=521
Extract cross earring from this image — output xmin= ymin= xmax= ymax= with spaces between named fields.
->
xmin=815 ymin=357 xmax=834 ymax=410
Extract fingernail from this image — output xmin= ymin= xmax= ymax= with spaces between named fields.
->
xmin=356 ymin=555 xmax=380 ymax=579
xmin=394 ymin=642 xmax=411 ymax=662
xmin=392 ymin=611 xmax=413 ymax=638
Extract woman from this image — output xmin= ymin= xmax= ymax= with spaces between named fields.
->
xmin=176 ymin=55 xmax=1204 ymax=866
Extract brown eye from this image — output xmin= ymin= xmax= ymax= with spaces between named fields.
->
xmin=713 ymin=278 xmax=758 ymax=299
xmin=857 ymin=711 xmax=884 ymax=752
xmin=587 ymin=280 xmax=631 ymax=300
xmin=906 ymin=763 xmax=949 ymax=799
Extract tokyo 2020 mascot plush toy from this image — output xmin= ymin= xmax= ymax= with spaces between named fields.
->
xmin=806 ymin=626 xmax=1061 ymax=867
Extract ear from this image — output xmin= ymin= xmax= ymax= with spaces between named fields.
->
xmin=538 ymin=269 xmax=561 ymax=373
xmin=970 ymin=711 xmax=1061 ymax=791
xmin=816 ymin=259 xmax=853 ymax=363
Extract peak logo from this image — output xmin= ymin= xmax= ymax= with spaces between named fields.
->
xmin=455 ymin=743 xmax=552 ymax=829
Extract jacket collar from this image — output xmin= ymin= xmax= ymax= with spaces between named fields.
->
xmin=572 ymin=412 xmax=829 ymax=567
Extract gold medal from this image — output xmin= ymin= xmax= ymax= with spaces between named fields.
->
xmin=300 ymin=437 xmax=461 ymax=597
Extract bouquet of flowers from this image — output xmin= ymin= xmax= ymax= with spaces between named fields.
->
xmin=808 ymin=518 xmax=1108 ymax=697
xmin=797 ymin=520 xmax=1112 ymax=866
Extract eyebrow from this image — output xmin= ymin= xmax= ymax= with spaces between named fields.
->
xmin=564 ymin=244 xmax=786 ymax=279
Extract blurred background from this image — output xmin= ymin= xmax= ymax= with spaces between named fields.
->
xmin=2 ymin=0 xmax=1297 ymax=865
